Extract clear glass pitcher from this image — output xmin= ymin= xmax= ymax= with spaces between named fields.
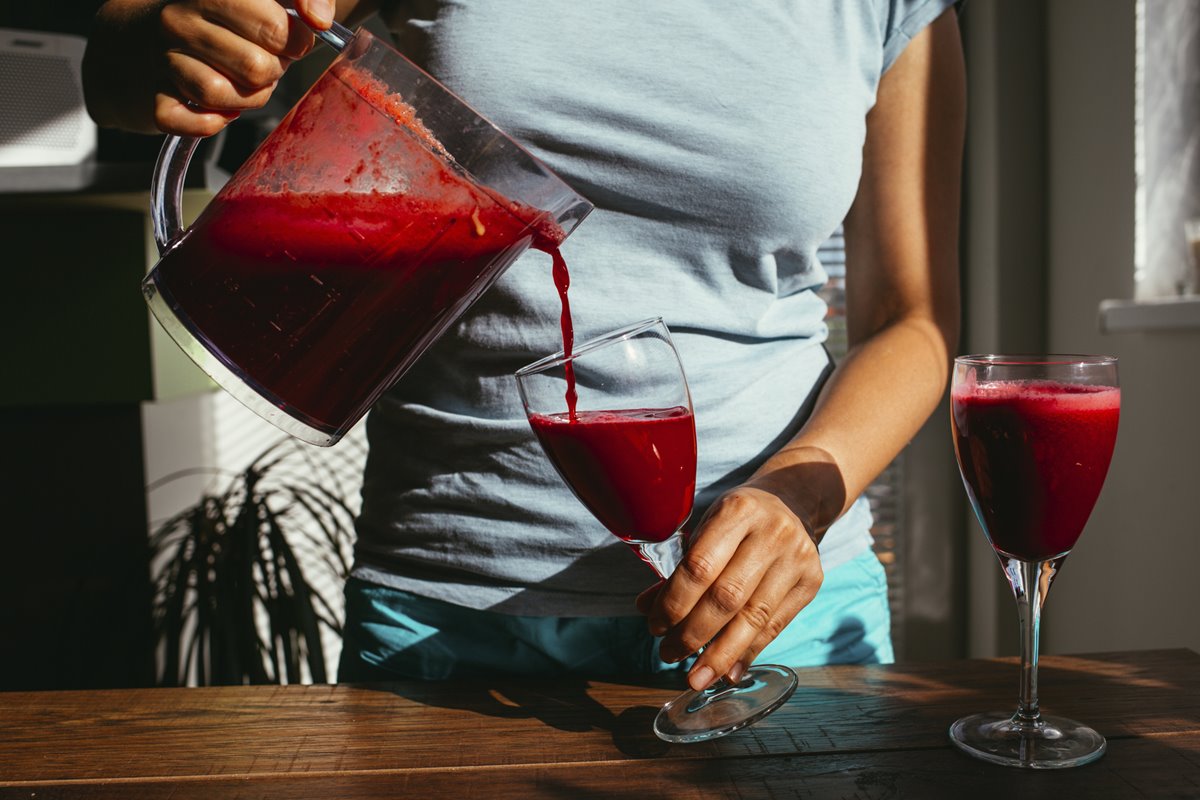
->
xmin=145 ymin=20 xmax=592 ymax=446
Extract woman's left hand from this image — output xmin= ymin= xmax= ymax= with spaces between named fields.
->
xmin=636 ymin=481 xmax=824 ymax=691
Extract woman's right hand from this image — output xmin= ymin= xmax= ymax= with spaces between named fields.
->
xmin=83 ymin=0 xmax=335 ymax=136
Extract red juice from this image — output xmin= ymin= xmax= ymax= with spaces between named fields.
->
xmin=528 ymin=407 xmax=697 ymax=542
xmin=151 ymin=57 xmax=564 ymax=436
xmin=550 ymin=246 xmax=578 ymax=419
xmin=951 ymin=380 xmax=1120 ymax=561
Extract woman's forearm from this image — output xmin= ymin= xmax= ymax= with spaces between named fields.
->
xmin=745 ymin=311 xmax=956 ymax=542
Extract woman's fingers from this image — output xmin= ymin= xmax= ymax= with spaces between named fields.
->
xmin=192 ymin=0 xmax=316 ymax=62
xmin=654 ymin=527 xmax=773 ymax=663
xmin=689 ymin=562 xmax=822 ymax=690
xmin=737 ymin=576 xmax=823 ymax=668
xmin=645 ymin=512 xmax=744 ymax=640
xmin=645 ymin=486 xmax=823 ymax=690
xmin=165 ymin=0 xmax=314 ymax=59
xmin=165 ymin=50 xmax=278 ymax=110
xmin=162 ymin=5 xmax=291 ymax=88
xmin=85 ymin=0 xmax=326 ymax=135
xmin=150 ymin=0 xmax=322 ymax=133
xmin=634 ymin=580 xmax=665 ymax=616
xmin=153 ymin=91 xmax=240 ymax=137
xmin=293 ymin=0 xmax=336 ymax=31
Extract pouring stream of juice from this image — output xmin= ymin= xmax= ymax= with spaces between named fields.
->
xmin=549 ymin=247 xmax=577 ymax=419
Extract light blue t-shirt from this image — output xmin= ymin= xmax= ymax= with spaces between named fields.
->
xmin=353 ymin=0 xmax=958 ymax=615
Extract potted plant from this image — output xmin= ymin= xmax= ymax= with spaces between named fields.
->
xmin=148 ymin=437 xmax=360 ymax=686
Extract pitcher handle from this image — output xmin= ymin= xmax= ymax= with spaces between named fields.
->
xmin=150 ymin=12 xmax=356 ymax=254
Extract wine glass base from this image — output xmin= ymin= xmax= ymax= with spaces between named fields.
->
xmin=949 ymin=711 xmax=1107 ymax=769
xmin=653 ymin=664 xmax=798 ymax=744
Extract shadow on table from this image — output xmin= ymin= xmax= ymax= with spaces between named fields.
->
xmin=348 ymin=616 xmax=897 ymax=762
xmin=347 ymin=616 xmax=873 ymax=759
xmin=353 ymin=647 xmax=1200 ymax=794
xmin=354 ymin=667 xmax=687 ymax=758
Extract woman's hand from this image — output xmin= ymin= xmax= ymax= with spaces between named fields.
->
xmin=637 ymin=478 xmax=826 ymax=692
xmin=83 ymin=0 xmax=335 ymax=136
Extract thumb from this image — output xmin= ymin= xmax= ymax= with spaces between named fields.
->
xmin=635 ymin=580 xmax=665 ymax=616
xmin=292 ymin=0 xmax=335 ymax=30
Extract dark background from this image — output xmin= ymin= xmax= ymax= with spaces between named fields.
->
xmin=1 ymin=1 xmax=158 ymax=689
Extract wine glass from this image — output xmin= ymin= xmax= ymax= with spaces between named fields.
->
xmin=515 ymin=317 xmax=799 ymax=743
xmin=950 ymin=354 xmax=1120 ymax=769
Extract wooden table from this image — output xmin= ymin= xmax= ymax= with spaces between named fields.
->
xmin=2 ymin=649 xmax=1198 ymax=798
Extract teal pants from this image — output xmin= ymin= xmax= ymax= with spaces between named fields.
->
xmin=337 ymin=549 xmax=893 ymax=682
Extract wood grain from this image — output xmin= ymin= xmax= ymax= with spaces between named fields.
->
xmin=1 ymin=649 xmax=1197 ymax=797
xmin=4 ymin=732 xmax=1199 ymax=800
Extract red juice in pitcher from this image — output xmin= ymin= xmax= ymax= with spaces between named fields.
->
xmin=151 ymin=54 xmax=565 ymax=437
xmin=527 ymin=407 xmax=697 ymax=542
xmin=951 ymin=380 xmax=1120 ymax=561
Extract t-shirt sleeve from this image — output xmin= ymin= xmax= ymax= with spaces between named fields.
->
xmin=881 ymin=0 xmax=960 ymax=73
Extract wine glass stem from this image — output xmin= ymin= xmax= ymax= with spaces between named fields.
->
xmin=1005 ymin=557 xmax=1052 ymax=726
xmin=631 ymin=533 xmax=685 ymax=582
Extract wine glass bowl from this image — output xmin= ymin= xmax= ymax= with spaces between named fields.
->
xmin=950 ymin=354 xmax=1120 ymax=769
xmin=516 ymin=318 xmax=798 ymax=743
xmin=517 ymin=318 xmax=697 ymax=549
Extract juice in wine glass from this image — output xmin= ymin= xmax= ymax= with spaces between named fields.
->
xmin=951 ymin=379 xmax=1120 ymax=561
xmin=527 ymin=407 xmax=697 ymax=542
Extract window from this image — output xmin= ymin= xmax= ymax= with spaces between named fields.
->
xmin=1134 ymin=0 xmax=1200 ymax=299
xmin=1100 ymin=0 xmax=1200 ymax=333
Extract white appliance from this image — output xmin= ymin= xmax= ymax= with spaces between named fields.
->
xmin=0 ymin=28 xmax=97 ymax=190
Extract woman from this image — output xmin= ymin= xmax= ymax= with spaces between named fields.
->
xmin=84 ymin=0 xmax=964 ymax=691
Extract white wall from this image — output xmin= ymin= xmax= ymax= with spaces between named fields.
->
xmin=1041 ymin=0 xmax=1200 ymax=656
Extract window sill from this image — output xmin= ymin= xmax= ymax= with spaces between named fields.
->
xmin=1099 ymin=295 xmax=1200 ymax=333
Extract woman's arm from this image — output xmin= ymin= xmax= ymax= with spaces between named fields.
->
xmin=83 ymin=0 xmax=380 ymax=136
xmin=642 ymin=8 xmax=966 ymax=691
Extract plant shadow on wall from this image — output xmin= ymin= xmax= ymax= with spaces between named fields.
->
xmin=148 ymin=436 xmax=363 ymax=686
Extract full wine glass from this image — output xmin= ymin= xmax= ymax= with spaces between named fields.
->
xmin=515 ymin=317 xmax=798 ymax=743
xmin=950 ymin=354 xmax=1120 ymax=769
